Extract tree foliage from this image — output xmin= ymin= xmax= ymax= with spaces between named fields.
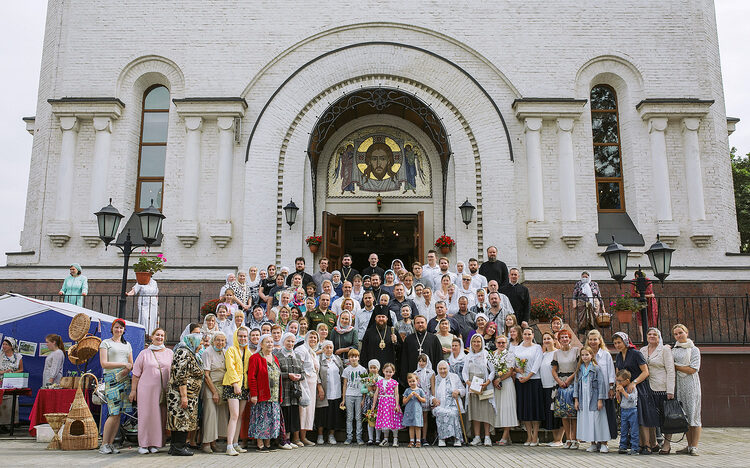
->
xmin=731 ymin=147 xmax=750 ymax=252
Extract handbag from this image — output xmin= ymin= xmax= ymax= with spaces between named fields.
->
xmin=661 ymin=398 xmax=689 ymax=434
xmin=92 ymin=381 xmax=106 ymax=405
xmin=478 ymin=387 xmax=494 ymax=401
xmin=553 ymin=385 xmax=576 ymax=418
xmin=152 ymin=350 xmax=167 ymax=405
xmin=298 ymin=380 xmax=311 ymax=407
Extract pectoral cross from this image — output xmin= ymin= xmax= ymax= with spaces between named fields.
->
xmin=418 ymin=346 xmax=423 ymax=354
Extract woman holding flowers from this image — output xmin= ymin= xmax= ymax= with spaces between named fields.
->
xmin=491 ymin=334 xmax=517 ymax=445
xmin=513 ymin=327 xmax=545 ymax=446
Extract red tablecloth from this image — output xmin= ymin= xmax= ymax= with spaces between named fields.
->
xmin=28 ymin=388 xmax=91 ymax=436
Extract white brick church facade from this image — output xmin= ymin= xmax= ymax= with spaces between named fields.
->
xmin=4 ymin=0 xmax=748 ymax=284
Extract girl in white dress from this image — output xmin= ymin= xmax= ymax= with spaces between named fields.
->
xmin=491 ymin=334 xmax=517 ymax=445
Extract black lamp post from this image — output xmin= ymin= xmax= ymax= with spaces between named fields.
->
xmin=459 ymin=199 xmax=475 ymax=228
xmin=95 ymin=199 xmax=164 ymax=318
xmin=602 ymin=235 xmax=674 ymax=345
xmin=283 ymin=200 xmax=299 ymax=230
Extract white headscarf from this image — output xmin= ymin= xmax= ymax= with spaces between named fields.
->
xmin=465 ymin=334 xmax=489 ymax=366
xmin=280 ymin=332 xmax=296 ymax=356
xmin=580 ymin=273 xmax=595 ymax=305
xmin=448 ymin=337 xmax=466 ymax=366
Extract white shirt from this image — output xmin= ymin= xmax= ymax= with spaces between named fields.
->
xmin=415 ymin=299 xmax=436 ymax=323
xmin=355 ymin=307 xmax=375 ymax=341
xmin=325 ymin=357 xmax=342 ymax=399
xmin=455 ymin=286 xmax=477 ymax=307
xmin=422 ymin=264 xmax=441 ymax=284
xmin=513 ymin=343 xmax=543 ymax=380
xmin=331 ymin=295 xmax=361 ymax=316
xmin=469 ymin=272 xmax=488 ymax=291
xmin=596 ymin=348 xmax=616 ymax=387
xmin=540 ymin=350 xmax=556 ymax=388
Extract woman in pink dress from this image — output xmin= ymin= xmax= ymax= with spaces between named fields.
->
xmin=373 ymin=363 xmax=402 ymax=446
xmin=129 ymin=328 xmax=174 ymax=454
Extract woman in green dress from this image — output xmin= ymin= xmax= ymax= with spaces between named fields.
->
xmin=59 ymin=263 xmax=88 ymax=306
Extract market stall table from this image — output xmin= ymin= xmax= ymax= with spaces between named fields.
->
xmin=0 ymin=388 xmax=32 ymax=436
xmin=28 ymin=388 xmax=91 ymax=436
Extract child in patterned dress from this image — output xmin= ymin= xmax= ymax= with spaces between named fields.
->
xmin=363 ymin=360 xmax=382 ymax=445
xmin=402 ymin=373 xmax=427 ymax=447
xmin=414 ymin=354 xmax=435 ymax=446
xmin=372 ymin=363 xmax=402 ymax=447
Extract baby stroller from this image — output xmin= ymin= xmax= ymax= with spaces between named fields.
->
xmin=116 ymin=407 xmax=139 ymax=445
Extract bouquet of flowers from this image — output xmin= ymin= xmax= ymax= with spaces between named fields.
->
xmin=515 ymin=357 xmax=528 ymax=373
xmin=305 ymin=235 xmax=323 ymax=246
xmin=364 ymin=408 xmax=378 ymax=427
xmin=360 ymin=372 xmax=379 ymax=396
xmin=489 ymin=351 xmax=509 ymax=376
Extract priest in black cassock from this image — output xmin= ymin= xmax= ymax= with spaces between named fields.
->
xmin=360 ymin=305 xmax=402 ymax=371
xmin=399 ymin=315 xmax=442 ymax=384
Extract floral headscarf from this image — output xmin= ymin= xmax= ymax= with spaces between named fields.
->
xmin=334 ymin=310 xmax=355 ymax=334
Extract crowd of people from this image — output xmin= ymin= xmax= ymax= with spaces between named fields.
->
xmin=26 ymin=246 xmax=702 ymax=457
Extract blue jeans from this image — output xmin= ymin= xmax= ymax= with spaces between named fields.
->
xmin=346 ymin=395 xmax=363 ymax=442
xmin=619 ymin=407 xmax=639 ymax=451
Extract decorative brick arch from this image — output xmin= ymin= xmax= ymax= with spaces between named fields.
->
xmin=270 ymin=76 xmax=486 ymax=264
xmin=242 ymin=41 xmax=518 ymax=268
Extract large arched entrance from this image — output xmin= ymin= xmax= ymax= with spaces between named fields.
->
xmin=309 ymin=88 xmax=448 ymax=269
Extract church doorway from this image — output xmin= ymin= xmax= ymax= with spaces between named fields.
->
xmin=322 ymin=212 xmax=424 ymax=271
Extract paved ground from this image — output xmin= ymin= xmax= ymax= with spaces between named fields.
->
xmin=0 ymin=428 xmax=747 ymax=467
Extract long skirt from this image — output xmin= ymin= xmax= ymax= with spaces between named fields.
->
xmin=576 ymin=383 xmax=611 ymax=442
xmin=466 ymin=371 xmax=494 ymax=425
xmin=282 ymin=404 xmax=301 ymax=433
xmin=493 ymin=379 xmax=518 ymax=428
xmin=299 ymin=377 xmax=317 ymax=431
xmin=249 ymin=401 xmax=281 ymax=439
xmin=541 ymin=386 xmax=561 ymax=430
xmin=635 ymin=382 xmax=659 ymax=427
xmin=201 ymin=382 xmax=228 ymax=443
xmin=515 ymin=378 xmax=545 ymax=422
xmin=603 ymin=398 xmax=618 ymax=439
xmin=314 ymin=399 xmax=344 ymax=431
xmin=433 ymin=404 xmax=463 ymax=442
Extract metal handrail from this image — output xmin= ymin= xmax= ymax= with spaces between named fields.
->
xmin=558 ymin=293 xmax=750 ymax=345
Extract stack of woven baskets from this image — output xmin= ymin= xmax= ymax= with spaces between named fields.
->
xmin=67 ymin=313 xmax=102 ymax=365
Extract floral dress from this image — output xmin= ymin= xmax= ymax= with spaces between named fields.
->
xmin=374 ymin=378 xmax=402 ymax=430
xmin=401 ymin=388 xmax=425 ymax=427
xmin=249 ymin=359 xmax=282 ymax=439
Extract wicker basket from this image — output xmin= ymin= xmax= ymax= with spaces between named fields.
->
xmin=61 ymin=373 xmax=99 ymax=451
xmin=595 ymin=312 xmax=612 ymax=328
xmin=68 ymin=313 xmax=91 ymax=342
xmin=75 ymin=334 xmax=102 ymax=362
xmin=66 ymin=344 xmax=84 ymax=366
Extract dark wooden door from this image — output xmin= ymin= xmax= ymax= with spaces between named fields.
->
xmin=322 ymin=211 xmax=344 ymax=270
xmin=416 ymin=211 xmax=424 ymax=264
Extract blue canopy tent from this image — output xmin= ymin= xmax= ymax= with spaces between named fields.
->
xmin=0 ymin=293 xmax=145 ymax=421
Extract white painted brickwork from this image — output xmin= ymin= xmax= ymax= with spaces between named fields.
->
xmin=5 ymin=0 xmax=749 ymax=282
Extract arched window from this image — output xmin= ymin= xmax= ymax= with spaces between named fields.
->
xmin=590 ymin=84 xmax=624 ymax=212
xmin=135 ymin=85 xmax=169 ymax=211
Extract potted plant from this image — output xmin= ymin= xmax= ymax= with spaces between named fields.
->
xmin=305 ymin=235 xmax=322 ymax=253
xmin=609 ymin=294 xmax=641 ymax=324
xmin=530 ymin=298 xmax=562 ymax=323
xmin=434 ymin=235 xmax=455 ymax=254
xmin=133 ymin=250 xmax=166 ymax=284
